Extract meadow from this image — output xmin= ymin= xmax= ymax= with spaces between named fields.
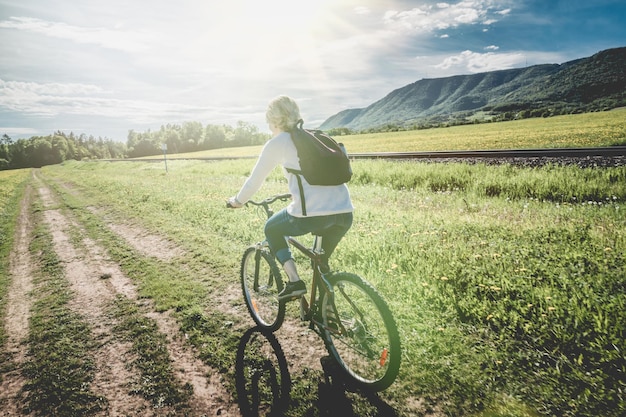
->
xmin=148 ymin=108 xmax=626 ymax=159
xmin=1 ymin=111 xmax=625 ymax=416
xmin=35 ymin=156 xmax=626 ymax=416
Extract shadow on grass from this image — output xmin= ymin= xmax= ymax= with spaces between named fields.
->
xmin=235 ymin=327 xmax=397 ymax=417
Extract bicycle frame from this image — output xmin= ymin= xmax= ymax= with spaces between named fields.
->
xmin=244 ymin=194 xmax=341 ymax=333
xmin=286 ymin=235 xmax=335 ymax=327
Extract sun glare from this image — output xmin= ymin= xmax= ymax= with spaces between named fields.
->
xmin=243 ymin=0 xmax=334 ymax=27
xmin=204 ymin=0 xmax=340 ymax=77
xmin=184 ymin=0 xmax=357 ymax=103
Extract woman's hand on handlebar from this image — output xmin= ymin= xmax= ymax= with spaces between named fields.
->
xmin=226 ymin=196 xmax=244 ymax=209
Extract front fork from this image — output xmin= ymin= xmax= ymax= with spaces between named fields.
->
xmin=254 ymin=240 xmax=280 ymax=291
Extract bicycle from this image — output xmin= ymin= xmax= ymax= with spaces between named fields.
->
xmin=237 ymin=193 xmax=401 ymax=392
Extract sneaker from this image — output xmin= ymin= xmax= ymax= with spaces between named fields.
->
xmin=278 ymin=280 xmax=306 ymax=301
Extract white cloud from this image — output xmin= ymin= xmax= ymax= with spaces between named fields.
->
xmin=0 ymin=78 xmax=213 ymax=124
xmin=434 ymin=49 xmax=571 ymax=75
xmin=0 ymin=16 xmax=154 ymax=52
xmin=1 ymin=127 xmax=39 ymax=136
xmin=434 ymin=50 xmax=526 ymax=73
xmin=383 ymin=0 xmax=510 ymax=34
xmin=0 ymin=79 xmax=106 ymax=97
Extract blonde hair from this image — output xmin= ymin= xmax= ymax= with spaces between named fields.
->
xmin=265 ymin=95 xmax=301 ymax=131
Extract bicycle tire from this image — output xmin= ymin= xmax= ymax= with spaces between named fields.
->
xmin=240 ymin=246 xmax=285 ymax=331
xmin=319 ymin=272 xmax=401 ymax=392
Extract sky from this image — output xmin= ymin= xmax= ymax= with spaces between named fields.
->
xmin=1 ymin=0 xmax=625 ymax=142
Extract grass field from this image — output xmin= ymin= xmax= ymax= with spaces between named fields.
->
xmin=143 ymin=108 xmax=626 ymax=159
xmin=1 ymin=112 xmax=625 ymax=416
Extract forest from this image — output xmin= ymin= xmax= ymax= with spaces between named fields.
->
xmin=0 ymin=121 xmax=269 ymax=170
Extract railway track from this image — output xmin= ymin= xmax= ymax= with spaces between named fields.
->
xmin=348 ymin=146 xmax=626 ymax=160
xmin=115 ymin=146 xmax=626 ymax=167
xmin=348 ymin=146 xmax=626 ymax=168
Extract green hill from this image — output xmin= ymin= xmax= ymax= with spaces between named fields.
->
xmin=320 ymin=47 xmax=626 ymax=131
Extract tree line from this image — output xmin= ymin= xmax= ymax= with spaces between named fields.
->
xmin=0 ymin=121 xmax=269 ymax=170
xmin=0 ymin=132 xmax=125 ymax=170
xmin=126 ymin=121 xmax=269 ymax=158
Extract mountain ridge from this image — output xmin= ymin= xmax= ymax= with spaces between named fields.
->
xmin=319 ymin=47 xmax=626 ymax=131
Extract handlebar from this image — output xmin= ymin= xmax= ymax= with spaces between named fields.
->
xmin=247 ymin=193 xmax=292 ymax=207
xmin=227 ymin=193 xmax=292 ymax=218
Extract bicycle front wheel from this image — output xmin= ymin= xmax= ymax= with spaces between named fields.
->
xmin=319 ymin=272 xmax=401 ymax=392
xmin=240 ymin=246 xmax=285 ymax=331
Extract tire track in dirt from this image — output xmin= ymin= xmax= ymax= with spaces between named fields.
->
xmin=36 ymin=178 xmax=239 ymax=416
xmin=0 ymin=183 xmax=35 ymax=415
xmin=46 ymin=176 xmax=334 ymax=414
xmin=37 ymin=182 xmax=154 ymax=415
xmin=54 ymin=177 xmax=330 ymax=373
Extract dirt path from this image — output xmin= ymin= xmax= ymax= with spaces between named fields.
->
xmin=0 ymin=184 xmax=36 ymax=415
xmin=1 ymin=174 xmax=239 ymax=416
xmin=2 ymin=172 xmax=393 ymax=417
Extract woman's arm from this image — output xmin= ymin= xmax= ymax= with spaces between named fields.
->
xmin=234 ymin=137 xmax=284 ymax=204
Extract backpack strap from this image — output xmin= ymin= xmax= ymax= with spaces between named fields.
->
xmin=287 ymin=170 xmax=307 ymax=216
xmin=286 ymin=121 xmax=308 ymax=216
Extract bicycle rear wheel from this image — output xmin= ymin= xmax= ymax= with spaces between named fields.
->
xmin=319 ymin=272 xmax=401 ymax=392
xmin=241 ymin=246 xmax=285 ymax=331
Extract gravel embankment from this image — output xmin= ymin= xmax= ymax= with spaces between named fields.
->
xmin=415 ymin=155 xmax=625 ymax=168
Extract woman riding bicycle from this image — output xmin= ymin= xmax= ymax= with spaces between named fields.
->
xmin=227 ymin=95 xmax=353 ymax=301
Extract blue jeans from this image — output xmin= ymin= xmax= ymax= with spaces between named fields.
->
xmin=264 ymin=208 xmax=353 ymax=266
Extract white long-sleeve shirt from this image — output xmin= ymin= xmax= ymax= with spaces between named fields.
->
xmin=236 ymin=131 xmax=354 ymax=217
